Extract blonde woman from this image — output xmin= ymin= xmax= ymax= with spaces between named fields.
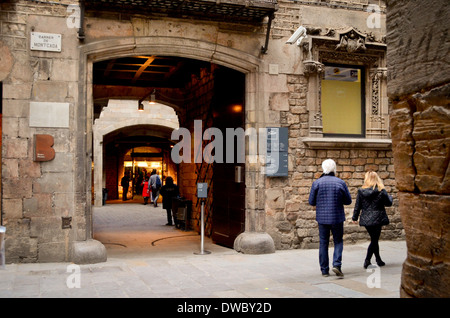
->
xmin=352 ymin=171 xmax=393 ymax=269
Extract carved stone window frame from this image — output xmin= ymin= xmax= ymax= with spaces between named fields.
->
xmin=301 ymin=27 xmax=391 ymax=149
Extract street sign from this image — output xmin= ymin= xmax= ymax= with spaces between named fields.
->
xmin=30 ymin=32 xmax=62 ymax=52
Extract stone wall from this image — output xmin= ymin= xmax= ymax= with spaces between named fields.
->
xmin=386 ymin=0 xmax=450 ymax=298
xmin=1 ymin=1 xmax=82 ymax=262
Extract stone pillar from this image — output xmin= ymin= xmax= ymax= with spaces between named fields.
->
xmin=386 ymin=0 xmax=450 ymax=298
xmin=234 ymin=71 xmax=275 ymax=254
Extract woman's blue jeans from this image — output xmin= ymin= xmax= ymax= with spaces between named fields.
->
xmin=318 ymin=222 xmax=344 ymax=274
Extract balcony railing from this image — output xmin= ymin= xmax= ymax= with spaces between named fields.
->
xmin=85 ymin=0 xmax=278 ymax=23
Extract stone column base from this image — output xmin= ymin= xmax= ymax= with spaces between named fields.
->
xmin=72 ymin=239 xmax=107 ymax=264
xmin=234 ymin=232 xmax=275 ymax=254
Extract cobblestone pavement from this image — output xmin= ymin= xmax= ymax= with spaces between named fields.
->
xmin=0 ymin=200 xmax=406 ymax=299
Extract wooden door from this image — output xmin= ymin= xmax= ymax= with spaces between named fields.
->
xmin=211 ymin=68 xmax=245 ymax=248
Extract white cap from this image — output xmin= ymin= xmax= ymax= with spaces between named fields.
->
xmin=322 ymin=159 xmax=336 ymax=175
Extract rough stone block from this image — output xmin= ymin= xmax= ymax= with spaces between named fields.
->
xmin=33 ymin=172 xmax=73 ymax=194
xmin=2 ymin=199 xmax=23 ymax=219
xmin=5 ymin=235 xmax=38 ymax=263
xmin=72 ymin=239 xmax=107 ymax=264
xmin=0 ymin=41 xmax=13 ymax=81
xmin=265 ymin=188 xmax=285 ymax=210
xmin=18 ymin=159 xmax=41 ymax=178
xmin=412 ymin=105 xmax=450 ymax=193
xmin=31 ymin=81 xmax=68 ymax=103
xmin=23 ymin=193 xmax=53 ymax=217
xmin=3 ymin=137 xmax=28 ymax=159
xmin=398 ymin=192 xmax=450 ymax=297
xmin=3 ymin=83 xmax=32 ymax=99
xmin=270 ymin=92 xmax=290 ymax=111
xmin=2 ymin=177 xmax=33 ymax=199
xmin=38 ymin=242 xmax=67 ymax=262
xmin=2 ymin=99 xmax=28 ymax=117
xmin=387 ymin=0 xmax=450 ymax=97
xmin=30 ymin=216 xmax=66 ymax=242
xmin=234 ymin=232 xmax=275 ymax=254
xmin=3 ymin=158 xmax=19 ymax=178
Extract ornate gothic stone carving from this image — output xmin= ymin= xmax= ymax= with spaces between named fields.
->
xmin=370 ymin=68 xmax=387 ymax=115
xmin=303 ymin=60 xmax=324 ymax=76
xmin=319 ymin=50 xmax=379 ymax=66
xmin=335 ymin=28 xmax=367 ymax=53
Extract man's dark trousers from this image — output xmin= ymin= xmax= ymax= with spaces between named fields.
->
xmin=318 ymin=222 xmax=344 ymax=274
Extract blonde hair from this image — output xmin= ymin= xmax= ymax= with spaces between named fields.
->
xmin=362 ymin=171 xmax=385 ymax=190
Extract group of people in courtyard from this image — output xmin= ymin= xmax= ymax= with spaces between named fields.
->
xmin=121 ymin=169 xmax=180 ymax=226
xmin=309 ymin=159 xmax=393 ymax=277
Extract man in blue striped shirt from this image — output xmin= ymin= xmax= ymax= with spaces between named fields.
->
xmin=309 ymin=159 xmax=352 ymax=277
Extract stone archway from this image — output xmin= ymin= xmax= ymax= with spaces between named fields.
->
xmin=76 ymin=36 xmax=274 ymax=262
xmin=93 ymin=99 xmax=179 ymax=207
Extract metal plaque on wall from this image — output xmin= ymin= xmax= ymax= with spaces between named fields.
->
xmin=266 ymin=127 xmax=288 ymax=177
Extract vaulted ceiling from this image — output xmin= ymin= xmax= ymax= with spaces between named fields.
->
xmin=93 ymin=55 xmax=210 ymax=88
xmin=93 ymin=55 xmax=212 ymax=118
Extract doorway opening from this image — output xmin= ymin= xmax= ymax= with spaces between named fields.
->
xmin=91 ymin=55 xmax=246 ymax=253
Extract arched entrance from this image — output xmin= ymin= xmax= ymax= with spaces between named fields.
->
xmin=93 ymin=99 xmax=179 ymax=207
xmin=77 ymin=36 xmax=274 ymax=261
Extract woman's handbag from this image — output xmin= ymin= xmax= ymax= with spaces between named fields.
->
xmin=380 ymin=210 xmax=390 ymax=226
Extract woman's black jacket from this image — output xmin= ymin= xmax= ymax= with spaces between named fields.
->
xmin=352 ymin=187 xmax=393 ymax=226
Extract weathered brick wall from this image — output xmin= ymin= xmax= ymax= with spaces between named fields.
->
xmin=386 ymin=0 xmax=450 ymax=298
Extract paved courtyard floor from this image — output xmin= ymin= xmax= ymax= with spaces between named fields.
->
xmin=0 ymin=200 xmax=407 ymax=301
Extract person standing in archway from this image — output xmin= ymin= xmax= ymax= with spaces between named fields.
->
xmin=141 ymin=175 xmax=150 ymax=205
xmin=160 ymin=176 xmax=179 ymax=226
xmin=149 ymin=169 xmax=162 ymax=207
xmin=121 ymin=172 xmax=130 ymax=201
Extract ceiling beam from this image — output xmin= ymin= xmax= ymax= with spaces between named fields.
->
xmin=103 ymin=59 xmax=116 ymax=77
xmin=132 ymin=56 xmax=156 ymax=84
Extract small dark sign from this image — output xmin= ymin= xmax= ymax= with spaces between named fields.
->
xmin=34 ymin=134 xmax=55 ymax=162
xmin=197 ymin=183 xmax=208 ymax=198
xmin=266 ymin=127 xmax=288 ymax=177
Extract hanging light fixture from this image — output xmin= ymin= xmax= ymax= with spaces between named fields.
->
xmin=149 ymin=89 xmax=156 ymax=105
xmin=139 ymin=88 xmax=156 ymax=110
